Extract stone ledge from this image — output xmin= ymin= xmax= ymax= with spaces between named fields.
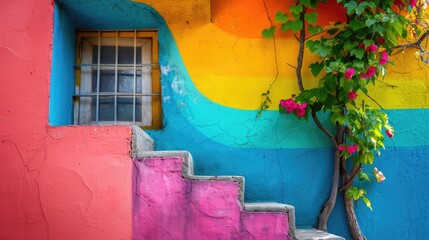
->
xmin=244 ymin=202 xmax=296 ymax=237
xmin=131 ymin=126 xmax=154 ymax=157
xmin=244 ymin=202 xmax=295 ymax=212
xmin=295 ymin=228 xmax=345 ymax=240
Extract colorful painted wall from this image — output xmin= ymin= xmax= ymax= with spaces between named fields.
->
xmin=1 ymin=0 xmax=428 ymax=239
xmin=136 ymin=0 xmax=428 ymax=238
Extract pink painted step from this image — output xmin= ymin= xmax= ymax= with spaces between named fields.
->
xmin=132 ymin=150 xmax=344 ymax=240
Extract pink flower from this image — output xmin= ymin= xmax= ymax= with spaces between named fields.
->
xmin=377 ymin=37 xmax=385 ymax=45
xmin=345 ymin=68 xmax=355 ymax=80
xmin=360 ymin=66 xmax=377 ymax=79
xmin=338 ymin=144 xmax=358 ymax=154
xmin=366 ymin=66 xmax=377 ymax=77
xmin=410 ymin=0 xmax=417 ymax=8
xmin=358 ymin=43 xmax=365 ymax=49
xmin=366 ymin=44 xmax=378 ymax=53
xmin=346 ymin=145 xmax=359 ymax=154
xmin=386 ymin=128 xmax=394 ymax=138
xmin=347 ymin=90 xmax=358 ymax=100
xmin=295 ymin=103 xmax=307 ymax=117
xmin=280 ymin=98 xmax=297 ymax=113
xmin=374 ymin=167 xmax=386 ymax=182
xmin=379 ymin=51 xmax=389 ymax=65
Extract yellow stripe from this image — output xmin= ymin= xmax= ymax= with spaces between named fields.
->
xmin=135 ymin=0 xmax=429 ymax=109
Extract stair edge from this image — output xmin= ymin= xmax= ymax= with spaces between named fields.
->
xmin=294 ymin=228 xmax=345 ymax=240
xmin=134 ymin=150 xmax=245 ymax=202
xmin=243 ymin=202 xmax=296 ymax=237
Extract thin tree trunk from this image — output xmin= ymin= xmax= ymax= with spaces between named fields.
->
xmin=317 ymin=149 xmax=340 ymax=231
xmin=317 ymin=124 xmax=344 ymax=231
xmin=343 ymin=192 xmax=366 ymax=240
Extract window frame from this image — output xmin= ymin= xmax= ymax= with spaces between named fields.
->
xmin=74 ymin=30 xmax=162 ymax=129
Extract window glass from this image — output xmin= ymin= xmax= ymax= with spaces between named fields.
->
xmin=74 ymin=31 xmax=161 ymax=128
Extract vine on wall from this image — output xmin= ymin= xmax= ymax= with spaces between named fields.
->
xmin=261 ymin=0 xmax=428 ymax=239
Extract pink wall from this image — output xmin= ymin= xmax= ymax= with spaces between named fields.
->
xmin=0 ymin=0 xmax=133 ymax=239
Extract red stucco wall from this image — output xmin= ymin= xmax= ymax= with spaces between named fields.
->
xmin=0 ymin=1 xmax=133 ymax=239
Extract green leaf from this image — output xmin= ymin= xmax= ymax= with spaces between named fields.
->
xmin=327 ymin=28 xmax=339 ymax=35
xmin=347 ymin=187 xmax=361 ymax=200
xmin=275 ymin=11 xmax=288 ymax=23
xmin=300 ymin=0 xmax=311 ymax=7
xmin=392 ymin=21 xmax=404 ymax=36
xmin=358 ymin=171 xmax=370 ymax=182
xmin=362 ymin=196 xmax=373 ymax=211
xmin=262 ymin=26 xmax=276 ymax=39
xmin=281 ymin=23 xmax=289 ymax=32
xmin=308 ymin=24 xmax=323 ymax=35
xmin=344 ymin=41 xmax=358 ymax=51
xmin=330 ymin=113 xmax=348 ymax=125
xmin=350 ymin=48 xmax=365 ymax=59
xmin=310 ymin=0 xmax=320 ymax=8
xmin=365 ymin=18 xmax=376 ymax=28
xmin=309 ymin=61 xmax=324 ymax=77
xmin=386 ymin=26 xmax=398 ymax=47
xmin=289 ymin=4 xmax=303 ymax=15
xmin=285 ymin=20 xmax=303 ymax=33
xmin=305 ymin=12 xmax=318 ymax=24
xmin=355 ymin=2 xmax=368 ymax=15
xmin=375 ymin=25 xmax=386 ymax=34
xmin=349 ymin=20 xmax=365 ymax=31
xmin=362 ymin=152 xmax=374 ymax=164
xmin=352 ymin=60 xmax=364 ymax=69
xmin=367 ymin=1 xmax=376 ymax=9
xmin=344 ymin=1 xmax=358 ymax=15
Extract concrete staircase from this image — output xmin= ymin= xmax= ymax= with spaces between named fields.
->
xmin=131 ymin=127 xmax=344 ymax=240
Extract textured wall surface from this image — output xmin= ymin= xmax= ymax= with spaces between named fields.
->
xmin=43 ymin=126 xmax=133 ymax=240
xmin=133 ymin=156 xmax=290 ymax=240
xmin=0 ymin=1 xmax=134 ymax=239
xmin=1 ymin=0 xmax=428 ymax=239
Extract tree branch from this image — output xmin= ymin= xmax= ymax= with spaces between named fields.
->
xmin=310 ymin=106 xmax=337 ymax=147
xmin=339 ymin=164 xmax=362 ymax=192
xmin=395 ymin=29 xmax=429 ymax=51
xmin=363 ymin=93 xmax=384 ymax=110
xmin=317 ymin=124 xmax=344 ymax=231
xmin=287 ymin=63 xmax=297 ymax=69
xmin=296 ymin=6 xmax=306 ymax=93
xmin=257 ymin=0 xmax=280 ymax=117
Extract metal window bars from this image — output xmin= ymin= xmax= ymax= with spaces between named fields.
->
xmin=74 ymin=30 xmax=160 ymax=126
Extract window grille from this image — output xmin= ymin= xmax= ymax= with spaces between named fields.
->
xmin=74 ymin=30 xmax=161 ymax=129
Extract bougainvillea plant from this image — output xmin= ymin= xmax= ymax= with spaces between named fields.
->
xmin=261 ymin=0 xmax=428 ymax=239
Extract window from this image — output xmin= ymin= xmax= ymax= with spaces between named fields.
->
xmin=73 ymin=30 xmax=161 ymax=129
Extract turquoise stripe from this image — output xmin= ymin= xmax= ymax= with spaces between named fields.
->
xmin=156 ymin=23 xmax=429 ymax=148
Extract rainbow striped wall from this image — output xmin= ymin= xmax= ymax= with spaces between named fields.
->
xmin=53 ymin=0 xmax=429 ymax=239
